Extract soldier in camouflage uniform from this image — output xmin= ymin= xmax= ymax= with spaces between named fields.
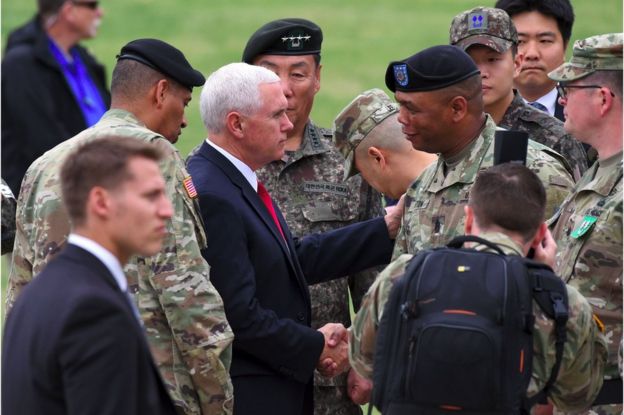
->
xmin=7 ymin=39 xmax=234 ymax=415
xmin=244 ymin=19 xmax=382 ymax=415
xmin=333 ymin=89 xmax=437 ymax=200
xmin=1 ymin=178 xmax=17 ymax=255
xmin=449 ymin=6 xmax=587 ymax=181
xmin=349 ymin=163 xmax=607 ymax=412
xmin=386 ymin=45 xmax=574 ymax=261
xmin=548 ymin=33 xmax=623 ymax=414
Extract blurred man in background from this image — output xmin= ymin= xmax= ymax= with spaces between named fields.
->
xmin=2 ymin=0 xmax=110 ymax=195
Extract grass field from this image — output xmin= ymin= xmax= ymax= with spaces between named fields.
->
xmin=2 ymin=0 xmax=622 ymax=156
xmin=1 ymin=1 xmax=622 ymax=412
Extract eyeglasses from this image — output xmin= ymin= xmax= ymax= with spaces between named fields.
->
xmin=72 ymin=1 xmax=99 ymax=10
xmin=556 ymin=83 xmax=615 ymax=99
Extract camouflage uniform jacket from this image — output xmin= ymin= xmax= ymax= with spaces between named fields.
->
xmin=392 ymin=115 xmax=575 ymax=259
xmin=350 ymin=232 xmax=607 ymax=412
xmin=1 ymin=178 xmax=17 ymax=255
xmin=500 ymin=91 xmax=588 ymax=181
xmin=7 ymin=109 xmax=234 ymax=415
xmin=256 ymin=121 xmax=383 ymax=389
xmin=551 ymin=151 xmax=622 ymax=382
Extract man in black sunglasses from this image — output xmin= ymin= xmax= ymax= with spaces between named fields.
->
xmin=548 ymin=32 xmax=623 ymax=415
xmin=2 ymin=0 xmax=110 ymax=196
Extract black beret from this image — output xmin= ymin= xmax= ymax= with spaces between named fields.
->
xmin=117 ymin=38 xmax=205 ymax=90
xmin=242 ymin=18 xmax=323 ymax=64
xmin=385 ymin=45 xmax=480 ymax=93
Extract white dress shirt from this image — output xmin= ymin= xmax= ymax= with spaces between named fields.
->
xmin=205 ymin=138 xmax=258 ymax=191
xmin=523 ymin=87 xmax=558 ymax=117
xmin=68 ymin=233 xmax=127 ymax=292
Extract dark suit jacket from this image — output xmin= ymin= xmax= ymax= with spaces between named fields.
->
xmin=187 ymin=142 xmax=394 ymax=415
xmin=554 ymin=92 xmax=564 ymax=122
xmin=1 ymin=244 xmax=176 ymax=415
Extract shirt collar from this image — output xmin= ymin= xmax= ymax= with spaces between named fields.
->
xmin=67 ymin=233 xmax=127 ymax=292
xmin=523 ymin=87 xmax=558 ymax=117
xmin=205 ymin=138 xmax=258 ymax=191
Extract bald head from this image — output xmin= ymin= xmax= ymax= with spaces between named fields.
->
xmin=353 ymin=113 xmax=437 ymax=199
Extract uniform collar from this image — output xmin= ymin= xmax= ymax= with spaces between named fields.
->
xmin=428 ymin=115 xmax=497 ymax=192
xmin=280 ymin=121 xmax=331 ymax=164
xmin=472 ymin=231 xmax=524 ymax=256
xmin=581 ymin=150 xmax=623 ymax=197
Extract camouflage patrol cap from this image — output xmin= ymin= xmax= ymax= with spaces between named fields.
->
xmin=242 ymin=18 xmax=322 ymax=64
xmin=549 ymin=33 xmax=623 ymax=82
xmin=333 ymin=88 xmax=399 ymax=180
xmin=449 ymin=7 xmax=517 ymax=53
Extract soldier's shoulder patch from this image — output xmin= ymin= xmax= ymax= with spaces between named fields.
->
xmin=182 ymin=176 xmax=198 ymax=199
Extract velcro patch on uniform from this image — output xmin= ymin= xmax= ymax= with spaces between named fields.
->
xmin=571 ymin=215 xmax=597 ymax=239
xmin=303 ymin=181 xmax=349 ymax=197
xmin=183 ymin=176 xmax=198 ymax=199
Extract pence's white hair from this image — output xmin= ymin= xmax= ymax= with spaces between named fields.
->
xmin=200 ymin=62 xmax=280 ymax=134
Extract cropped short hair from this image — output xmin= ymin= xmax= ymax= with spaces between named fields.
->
xmin=469 ymin=162 xmax=546 ymax=242
xmin=60 ymin=137 xmax=163 ymax=226
xmin=199 ymin=63 xmax=280 ymax=134
xmin=494 ymin=0 xmax=575 ymax=46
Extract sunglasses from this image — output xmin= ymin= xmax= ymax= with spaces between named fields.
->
xmin=72 ymin=1 xmax=99 ymax=10
xmin=556 ymin=83 xmax=615 ymax=99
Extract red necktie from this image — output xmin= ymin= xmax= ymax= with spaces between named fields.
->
xmin=257 ymin=182 xmax=286 ymax=240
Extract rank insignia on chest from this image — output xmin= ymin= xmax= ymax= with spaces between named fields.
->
xmin=570 ymin=215 xmax=597 ymax=239
xmin=183 ymin=176 xmax=198 ymax=199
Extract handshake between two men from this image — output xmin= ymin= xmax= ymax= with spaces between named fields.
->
xmin=313 ymin=198 xmax=406 ymax=406
xmin=316 ymin=323 xmax=373 ymax=406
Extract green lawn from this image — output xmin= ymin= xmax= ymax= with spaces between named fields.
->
xmin=1 ymin=1 xmax=621 ymax=413
xmin=2 ymin=0 xmax=621 ymax=157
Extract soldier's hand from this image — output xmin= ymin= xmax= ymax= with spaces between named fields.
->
xmin=384 ymin=194 xmax=405 ymax=239
xmin=347 ymin=368 xmax=372 ymax=405
xmin=533 ymin=402 xmax=553 ymax=415
xmin=533 ymin=226 xmax=557 ymax=268
xmin=317 ymin=323 xmax=349 ymax=377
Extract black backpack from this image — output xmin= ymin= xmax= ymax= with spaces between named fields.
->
xmin=371 ymin=235 xmax=569 ymax=415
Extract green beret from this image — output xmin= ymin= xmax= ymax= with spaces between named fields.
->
xmin=117 ymin=38 xmax=205 ymax=90
xmin=385 ymin=45 xmax=480 ymax=93
xmin=242 ymin=18 xmax=322 ymax=64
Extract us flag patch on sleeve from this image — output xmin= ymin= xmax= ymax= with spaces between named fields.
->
xmin=183 ymin=176 xmax=197 ymax=199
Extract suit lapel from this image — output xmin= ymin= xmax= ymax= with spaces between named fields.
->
xmin=62 ymin=244 xmax=120 ymax=291
xmin=62 ymin=244 xmax=143 ymax=330
xmin=199 ymin=143 xmax=310 ymax=297
xmin=200 ymin=143 xmax=294 ymax=259
xmin=62 ymin=244 xmax=182 ymax=401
